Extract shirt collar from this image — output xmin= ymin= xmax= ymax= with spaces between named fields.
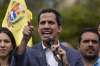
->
xmin=93 ymin=57 xmax=100 ymax=66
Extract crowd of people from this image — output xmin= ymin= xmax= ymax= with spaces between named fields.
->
xmin=0 ymin=8 xmax=100 ymax=66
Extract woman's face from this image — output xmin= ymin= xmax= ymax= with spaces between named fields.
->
xmin=0 ymin=32 xmax=13 ymax=57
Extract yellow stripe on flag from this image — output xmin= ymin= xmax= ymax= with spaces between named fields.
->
xmin=2 ymin=0 xmax=33 ymax=47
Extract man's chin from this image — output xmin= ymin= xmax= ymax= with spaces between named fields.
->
xmin=41 ymin=36 xmax=53 ymax=41
xmin=0 ymin=54 xmax=7 ymax=57
xmin=42 ymin=38 xmax=50 ymax=41
xmin=84 ymin=54 xmax=97 ymax=60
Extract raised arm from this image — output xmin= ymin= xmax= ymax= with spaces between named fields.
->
xmin=17 ymin=21 xmax=34 ymax=55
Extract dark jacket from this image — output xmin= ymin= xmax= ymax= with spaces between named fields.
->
xmin=15 ymin=42 xmax=84 ymax=66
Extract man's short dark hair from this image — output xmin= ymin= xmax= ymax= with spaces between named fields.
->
xmin=38 ymin=8 xmax=61 ymax=26
xmin=79 ymin=27 xmax=100 ymax=43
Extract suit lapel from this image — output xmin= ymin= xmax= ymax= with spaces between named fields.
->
xmin=36 ymin=43 xmax=48 ymax=66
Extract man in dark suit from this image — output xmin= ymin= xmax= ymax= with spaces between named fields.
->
xmin=17 ymin=8 xmax=84 ymax=66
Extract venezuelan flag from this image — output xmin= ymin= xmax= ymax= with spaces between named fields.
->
xmin=2 ymin=0 xmax=33 ymax=47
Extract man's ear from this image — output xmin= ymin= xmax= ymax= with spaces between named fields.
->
xmin=78 ymin=44 xmax=80 ymax=50
xmin=58 ymin=26 xmax=62 ymax=33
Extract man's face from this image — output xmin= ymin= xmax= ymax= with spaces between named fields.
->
xmin=38 ymin=12 xmax=62 ymax=41
xmin=79 ymin=32 xmax=99 ymax=57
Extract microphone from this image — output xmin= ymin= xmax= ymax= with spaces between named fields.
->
xmin=47 ymin=38 xmax=54 ymax=48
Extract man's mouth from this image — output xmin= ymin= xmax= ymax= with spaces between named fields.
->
xmin=42 ymin=31 xmax=52 ymax=35
xmin=86 ymin=48 xmax=95 ymax=54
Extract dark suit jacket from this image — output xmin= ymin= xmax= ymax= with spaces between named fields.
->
xmin=15 ymin=42 xmax=84 ymax=66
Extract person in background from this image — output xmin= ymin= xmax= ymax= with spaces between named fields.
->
xmin=78 ymin=28 xmax=100 ymax=66
xmin=97 ymin=23 xmax=100 ymax=35
xmin=0 ymin=27 xmax=16 ymax=66
xmin=17 ymin=8 xmax=84 ymax=66
xmin=95 ymin=23 xmax=100 ymax=66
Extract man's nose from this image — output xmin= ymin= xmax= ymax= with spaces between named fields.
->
xmin=44 ymin=22 xmax=50 ymax=28
xmin=88 ymin=41 xmax=93 ymax=46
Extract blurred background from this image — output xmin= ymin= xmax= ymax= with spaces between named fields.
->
xmin=0 ymin=0 xmax=100 ymax=48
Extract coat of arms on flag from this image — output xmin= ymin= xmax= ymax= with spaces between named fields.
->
xmin=8 ymin=1 xmax=25 ymax=24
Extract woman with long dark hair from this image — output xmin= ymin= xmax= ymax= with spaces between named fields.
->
xmin=0 ymin=27 xmax=16 ymax=66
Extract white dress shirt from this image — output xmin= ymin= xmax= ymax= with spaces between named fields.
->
xmin=42 ymin=41 xmax=60 ymax=66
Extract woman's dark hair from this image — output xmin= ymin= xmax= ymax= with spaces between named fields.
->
xmin=0 ymin=27 xmax=16 ymax=64
xmin=38 ymin=8 xmax=62 ymax=26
